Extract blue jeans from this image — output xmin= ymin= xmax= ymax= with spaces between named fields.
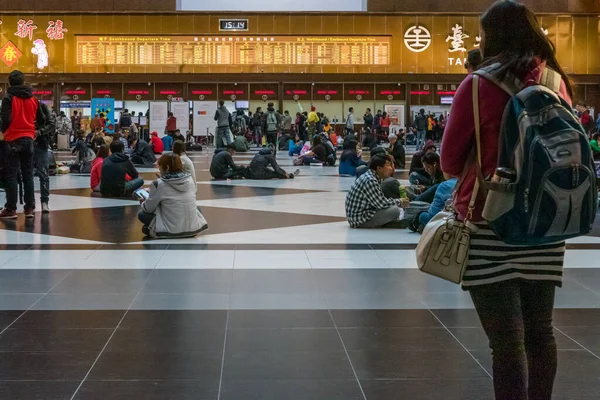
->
xmin=124 ymin=177 xmax=144 ymax=195
xmin=33 ymin=147 xmax=50 ymax=204
xmin=215 ymin=127 xmax=231 ymax=147
xmin=416 ymin=130 xmax=426 ymax=150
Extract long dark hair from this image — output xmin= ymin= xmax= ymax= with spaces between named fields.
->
xmin=341 ymin=140 xmax=359 ymax=162
xmin=480 ymin=0 xmax=573 ymax=99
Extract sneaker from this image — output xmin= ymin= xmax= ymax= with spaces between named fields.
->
xmin=0 ymin=209 xmax=17 ymax=219
xmin=142 ymin=226 xmax=150 ymax=236
xmin=24 ymin=208 xmax=35 ymax=219
xmin=42 ymin=203 xmax=50 ymax=214
xmin=293 ymin=169 xmax=300 ymax=177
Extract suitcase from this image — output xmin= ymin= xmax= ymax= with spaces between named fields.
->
xmin=57 ymin=134 xmax=69 ymax=150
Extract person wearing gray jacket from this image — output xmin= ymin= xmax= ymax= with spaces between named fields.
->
xmin=138 ymin=153 xmax=208 ymax=238
xmin=214 ymin=100 xmax=232 ymax=147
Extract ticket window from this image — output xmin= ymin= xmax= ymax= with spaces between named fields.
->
xmin=311 ymin=101 xmax=343 ymax=126
xmin=282 ymin=85 xmax=312 ymax=126
xmin=123 ymin=101 xmax=150 ymax=124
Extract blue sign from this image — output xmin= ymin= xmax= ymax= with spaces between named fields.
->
xmin=91 ymin=98 xmax=116 ymax=133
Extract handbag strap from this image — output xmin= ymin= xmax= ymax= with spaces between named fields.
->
xmin=465 ymin=74 xmax=483 ymax=222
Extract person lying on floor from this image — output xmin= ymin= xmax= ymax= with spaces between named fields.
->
xmin=339 ymin=140 xmax=367 ymax=176
xmin=138 ymin=152 xmax=208 ymax=239
xmin=345 ymin=154 xmax=410 ymax=229
xmin=129 ymin=136 xmax=157 ymax=168
xmin=408 ymin=177 xmax=458 ymax=233
xmin=210 ymin=145 xmax=248 ymax=180
xmin=247 ymin=146 xmax=299 ymax=180
xmin=90 ymin=144 xmax=110 ymax=193
xmin=409 ymin=140 xmax=437 ymax=185
xmin=100 ymin=140 xmax=144 ymax=198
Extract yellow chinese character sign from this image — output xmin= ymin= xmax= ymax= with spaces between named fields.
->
xmin=0 ymin=41 xmax=23 ymax=67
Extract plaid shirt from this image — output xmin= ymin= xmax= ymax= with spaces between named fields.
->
xmin=345 ymin=169 xmax=401 ymax=228
xmin=120 ymin=137 xmax=130 ymax=153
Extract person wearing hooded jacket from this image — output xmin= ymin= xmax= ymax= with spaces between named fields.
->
xmin=138 ymin=152 xmax=208 ymax=238
xmin=214 ymin=100 xmax=232 ymax=147
xmin=101 ymin=140 xmax=144 ymax=198
xmin=150 ymin=131 xmax=164 ymax=154
xmin=248 ymin=146 xmax=299 ymax=180
xmin=0 ymin=70 xmax=48 ymax=219
xmin=262 ymin=102 xmax=282 ymax=148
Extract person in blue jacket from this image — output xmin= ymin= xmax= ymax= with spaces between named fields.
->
xmin=288 ymin=136 xmax=303 ymax=156
xmin=161 ymin=133 xmax=173 ymax=152
xmin=338 ymin=140 xmax=367 ymax=176
xmin=415 ymin=177 xmax=457 ymax=231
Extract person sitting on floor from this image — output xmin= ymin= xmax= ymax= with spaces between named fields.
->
xmin=150 ymin=131 xmax=164 ymax=154
xmin=71 ymin=132 xmax=96 ymax=173
xmin=339 ymin=140 xmax=367 ymax=176
xmin=90 ymin=144 xmax=110 ymax=193
xmin=345 ymin=154 xmax=410 ymax=229
xmin=129 ymin=136 xmax=157 ymax=168
xmin=384 ymin=152 xmax=445 ymax=203
xmin=138 ymin=152 xmax=208 ymax=239
xmin=172 ymin=140 xmax=196 ymax=185
xmin=161 ymin=132 xmax=173 ymax=152
xmin=409 ymin=140 xmax=437 ymax=185
xmin=409 ymin=177 xmax=458 ymax=233
xmin=591 ymin=132 xmax=600 ymax=160
xmin=173 ymin=129 xmax=186 ymax=144
xmin=388 ymin=133 xmax=406 ymax=169
xmin=233 ymin=133 xmax=250 ymax=152
xmin=288 ymin=136 xmax=303 ymax=156
xmin=210 ymin=144 xmax=247 ymax=180
xmin=298 ymin=135 xmax=328 ymax=165
xmin=100 ymin=140 xmax=144 ymax=198
xmin=248 ymin=146 xmax=299 ymax=180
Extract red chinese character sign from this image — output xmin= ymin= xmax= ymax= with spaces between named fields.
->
xmin=14 ymin=19 xmax=37 ymax=41
xmin=0 ymin=41 xmax=23 ymax=67
xmin=46 ymin=20 xmax=68 ymax=40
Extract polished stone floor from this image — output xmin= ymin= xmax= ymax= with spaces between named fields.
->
xmin=0 ymin=145 xmax=599 ymax=399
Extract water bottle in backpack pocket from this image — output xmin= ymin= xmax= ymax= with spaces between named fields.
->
xmin=482 ymin=82 xmax=598 ymax=245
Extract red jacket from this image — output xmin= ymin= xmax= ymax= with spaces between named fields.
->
xmin=166 ymin=116 xmax=177 ymax=132
xmin=90 ymin=157 xmax=104 ymax=190
xmin=1 ymin=85 xmax=44 ymax=142
xmin=151 ymin=133 xmax=164 ymax=154
xmin=441 ymin=61 xmax=571 ymax=222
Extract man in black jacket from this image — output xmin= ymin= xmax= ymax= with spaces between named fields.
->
xmin=33 ymin=104 xmax=56 ymax=213
xmin=129 ymin=136 xmax=156 ymax=167
xmin=363 ymin=108 xmax=374 ymax=133
xmin=101 ymin=140 xmax=143 ymax=198
xmin=413 ymin=109 xmax=428 ymax=151
xmin=247 ymin=146 xmax=299 ymax=180
xmin=209 ymin=145 xmax=247 ymax=180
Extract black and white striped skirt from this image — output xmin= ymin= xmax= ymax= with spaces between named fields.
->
xmin=462 ymin=223 xmax=565 ymax=288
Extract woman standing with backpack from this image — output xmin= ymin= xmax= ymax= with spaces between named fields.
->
xmin=441 ymin=2 xmax=576 ymax=399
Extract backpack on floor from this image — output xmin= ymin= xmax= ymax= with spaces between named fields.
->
xmin=477 ymin=64 xmax=598 ymax=245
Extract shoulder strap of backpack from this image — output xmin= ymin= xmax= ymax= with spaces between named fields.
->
xmin=474 ymin=63 xmax=522 ymax=96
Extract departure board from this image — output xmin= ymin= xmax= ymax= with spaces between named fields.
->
xmin=76 ymin=35 xmax=390 ymax=66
